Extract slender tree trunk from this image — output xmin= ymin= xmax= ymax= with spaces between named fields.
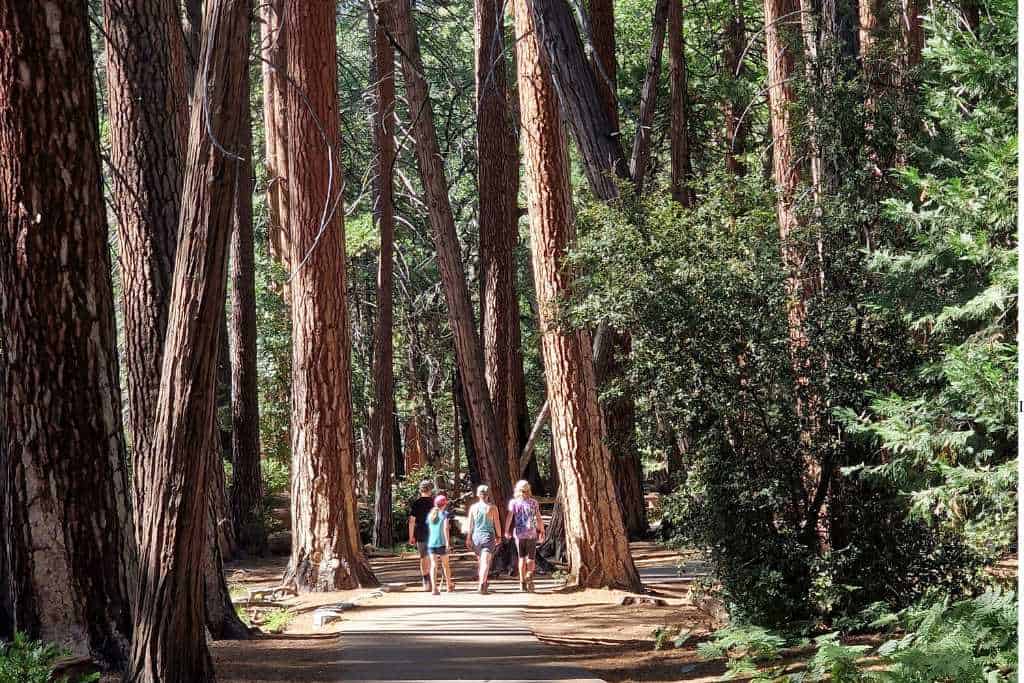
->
xmin=0 ymin=2 xmax=134 ymax=668
xmin=477 ymin=0 xmax=523 ymax=487
xmin=370 ymin=6 xmax=397 ymax=548
xmin=124 ymin=0 xmax=252 ymax=678
xmin=721 ymin=0 xmax=747 ymax=177
xmin=103 ymin=0 xmax=189 ymax=468
xmin=514 ymin=0 xmax=641 ymax=590
xmin=284 ymin=0 xmax=377 ymax=592
xmin=627 ymin=0 xmax=670 ymax=194
xmin=454 ymin=367 xmax=481 ymax=486
xmin=669 ymin=0 xmax=696 ymax=200
xmin=229 ymin=59 xmax=266 ymax=557
xmin=394 ymin=412 xmax=406 ymax=479
xmin=260 ymin=0 xmax=292 ymax=288
xmin=377 ymin=0 xmax=512 ymax=508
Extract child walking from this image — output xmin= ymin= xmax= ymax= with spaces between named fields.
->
xmin=504 ymin=480 xmax=544 ymax=592
xmin=465 ymin=484 xmax=501 ymax=594
xmin=426 ymin=494 xmax=454 ymax=595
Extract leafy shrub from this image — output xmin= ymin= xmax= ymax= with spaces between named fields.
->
xmin=0 ymin=633 xmax=99 ymax=683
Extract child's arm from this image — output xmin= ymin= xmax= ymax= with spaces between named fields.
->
xmin=465 ymin=507 xmax=475 ymax=548
xmin=503 ymin=502 xmax=514 ymax=539
xmin=407 ymin=514 xmax=416 ymax=546
xmin=536 ymin=501 xmax=545 ymax=540
xmin=444 ymin=515 xmax=452 ymax=549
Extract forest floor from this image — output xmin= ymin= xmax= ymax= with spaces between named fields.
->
xmin=211 ymin=542 xmax=731 ymax=682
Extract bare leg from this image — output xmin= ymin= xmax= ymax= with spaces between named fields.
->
xmin=478 ymin=549 xmax=492 ymax=590
xmin=441 ymin=556 xmax=453 ymax=591
xmin=430 ymin=554 xmax=440 ymax=595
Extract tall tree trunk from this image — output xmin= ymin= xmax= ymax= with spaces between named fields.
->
xmin=215 ymin=313 xmax=238 ymax=560
xmin=0 ymin=2 xmax=134 ymax=668
xmin=103 ymin=0 xmax=188 ymax=474
xmin=283 ymin=0 xmax=377 ymax=592
xmin=260 ymin=0 xmax=292 ymax=288
xmin=514 ymin=0 xmax=641 ymax=590
xmin=477 ymin=0 xmax=523 ymax=487
xmin=393 ymin=412 xmax=405 ymax=479
xmin=454 ymin=367 xmax=481 ymax=486
xmin=669 ymin=0 xmax=696 ymax=200
xmin=763 ymin=0 xmax=827 ymax=543
xmin=377 ymin=0 xmax=512 ymax=509
xmin=721 ymin=0 xmax=747 ymax=177
xmin=627 ymin=0 xmax=670 ymax=194
xmin=124 ymin=1 xmax=252 ymax=679
xmin=229 ymin=60 xmax=266 ymax=557
xmin=370 ymin=7 xmax=397 ymax=549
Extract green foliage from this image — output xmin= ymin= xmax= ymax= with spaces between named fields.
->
xmin=835 ymin=0 xmax=1017 ymax=562
xmin=0 ymin=633 xmax=99 ymax=683
xmin=260 ymin=608 xmax=295 ymax=634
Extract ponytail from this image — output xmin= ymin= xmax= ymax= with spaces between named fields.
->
xmin=429 ymin=506 xmax=441 ymax=523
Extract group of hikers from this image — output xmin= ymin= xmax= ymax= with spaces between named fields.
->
xmin=407 ymin=478 xmax=546 ymax=595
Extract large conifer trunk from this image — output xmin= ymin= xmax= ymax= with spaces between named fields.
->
xmin=284 ymin=0 xmax=377 ymax=591
xmin=102 ymin=0 xmax=188 ymax=476
xmin=627 ymin=0 xmax=670 ymax=193
xmin=377 ymin=0 xmax=512 ymax=508
xmin=720 ymin=0 xmax=747 ymax=177
xmin=513 ymin=0 xmax=641 ymax=591
xmin=370 ymin=7 xmax=397 ymax=548
xmin=229 ymin=42 xmax=267 ymax=558
xmin=124 ymin=0 xmax=252 ymax=679
xmin=669 ymin=0 xmax=697 ymax=199
xmin=0 ymin=2 xmax=134 ymax=668
xmin=476 ymin=0 xmax=523 ymax=488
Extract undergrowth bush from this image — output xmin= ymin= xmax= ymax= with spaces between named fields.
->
xmin=0 ymin=633 xmax=99 ymax=683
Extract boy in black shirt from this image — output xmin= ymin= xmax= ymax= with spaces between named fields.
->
xmin=407 ymin=479 xmax=435 ymax=590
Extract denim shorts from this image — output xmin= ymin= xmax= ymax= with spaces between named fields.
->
xmin=428 ymin=545 xmax=448 ymax=556
xmin=472 ymin=531 xmax=497 ymax=554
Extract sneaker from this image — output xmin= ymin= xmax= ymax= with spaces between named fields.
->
xmin=446 ymin=581 xmax=455 ymax=593
xmin=432 ymin=589 xmax=440 ymax=596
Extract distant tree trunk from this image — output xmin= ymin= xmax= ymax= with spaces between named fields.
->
xmin=477 ymin=0 xmax=523 ymax=487
xmin=378 ymin=0 xmax=512 ymax=508
xmin=103 ymin=0 xmax=188 ymax=472
xmin=229 ymin=64 xmax=266 ymax=557
xmin=721 ymin=0 xmax=747 ymax=177
xmin=454 ymin=367 xmax=481 ymax=486
xmin=215 ymin=313 xmax=237 ymax=560
xmin=0 ymin=2 xmax=134 ymax=668
xmin=669 ymin=0 xmax=696 ymax=200
xmin=627 ymin=0 xmax=670 ymax=194
xmin=763 ymin=0 xmax=828 ymax=543
xmin=124 ymin=0 xmax=252 ymax=679
xmin=588 ymin=0 xmax=618 ymax=127
xmin=370 ymin=7 xmax=397 ymax=549
xmin=260 ymin=0 xmax=292 ymax=289
xmin=538 ymin=491 xmax=567 ymax=563
xmin=514 ymin=0 xmax=641 ymax=590
xmin=393 ymin=412 xmax=405 ymax=479
xmin=283 ymin=0 xmax=377 ymax=592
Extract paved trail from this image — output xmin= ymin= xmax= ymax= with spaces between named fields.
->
xmin=335 ymin=570 xmax=603 ymax=682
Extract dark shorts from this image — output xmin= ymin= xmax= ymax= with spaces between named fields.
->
xmin=416 ymin=541 xmax=429 ymax=558
xmin=516 ymin=536 xmax=537 ymax=560
xmin=428 ymin=546 xmax=448 ymax=556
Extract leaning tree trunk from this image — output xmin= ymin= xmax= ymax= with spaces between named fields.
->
xmin=229 ymin=33 xmax=267 ymax=558
xmin=0 ymin=2 xmax=134 ymax=668
xmin=103 ymin=0 xmax=189 ymax=468
xmin=124 ymin=1 xmax=252 ymax=680
xmin=514 ymin=0 xmax=641 ymax=591
xmin=587 ymin=0 xmax=648 ymax=541
xmin=181 ymin=0 xmax=203 ymax=90
xmin=538 ymin=490 xmax=568 ymax=564
xmin=377 ymin=0 xmax=512 ymax=507
xmin=627 ymin=0 xmax=670 ymax=194
xmin=283 ymin=0 xmax=377 ymax=592
xmin=669 ymin=0 xmax=697 ymax=200
xmin=370 ymin=5 xmax=397 ymax=549
xmin=476 ymin=0 xmax=523 ymax=490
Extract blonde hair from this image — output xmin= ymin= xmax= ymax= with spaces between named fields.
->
xmin=514 ymin=479 xmax=531 ymax=498
xmin=476 ymin=484 xmax=491 ymax=503
xmin=429 ymin=506 xmax=441 ymax=523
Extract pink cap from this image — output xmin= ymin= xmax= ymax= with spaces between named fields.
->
xmin=434 ymin=495 xmax=448 ymax=508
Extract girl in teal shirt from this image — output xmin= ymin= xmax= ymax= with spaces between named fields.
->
xmin=426 ymin=495 xmax=454 ymax=594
